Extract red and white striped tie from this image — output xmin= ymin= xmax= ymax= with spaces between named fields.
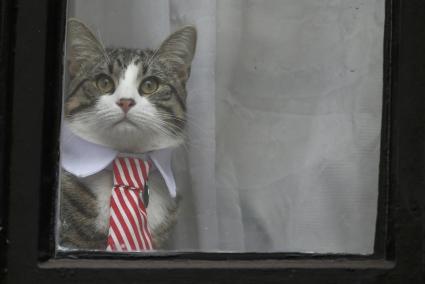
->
xmin=106 ymin=157 xmax=153 ymax=251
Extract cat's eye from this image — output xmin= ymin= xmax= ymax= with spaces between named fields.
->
xmin=139 ymin=77 xmax=159 ymax=95
xmin=96 ymin=74 xmax=115 ymax=93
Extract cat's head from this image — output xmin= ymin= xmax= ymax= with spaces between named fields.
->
xmin=64 ymin=19 xmax=196 ymax=153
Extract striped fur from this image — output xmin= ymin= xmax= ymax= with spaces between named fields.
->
xmin=59 ymin=19 xmax=196 ymax=250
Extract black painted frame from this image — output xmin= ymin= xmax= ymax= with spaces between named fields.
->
xmin=1 ymin=0 xmax=424 ymax=283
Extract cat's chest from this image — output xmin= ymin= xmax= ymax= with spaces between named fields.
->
xmin=80 ymin=170 xmax=114 ymax=233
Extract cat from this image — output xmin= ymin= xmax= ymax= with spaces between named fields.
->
xmin=59 ymin=19 xmax=196 ymax=250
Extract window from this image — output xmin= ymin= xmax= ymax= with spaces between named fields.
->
xmin=2 ymin=0 xmax=425 ymax=283
xmin=59 ymin=0 xmax=385 ymax=254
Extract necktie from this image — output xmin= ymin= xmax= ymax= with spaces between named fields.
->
xmin=106 ymin=157 xmax=153 ymax=251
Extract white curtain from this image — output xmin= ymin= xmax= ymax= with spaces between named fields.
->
xmin=70 ymin=0 xmax=385 ymax=253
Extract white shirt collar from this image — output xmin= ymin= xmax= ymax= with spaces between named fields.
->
xmin=60 ymin=123 xmax=177 ymax=197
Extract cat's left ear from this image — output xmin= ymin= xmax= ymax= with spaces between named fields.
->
xmin=66 ymin=19 xmax=106 ymax=78
xmin=157 ymin=26 xmax=197 ymax=81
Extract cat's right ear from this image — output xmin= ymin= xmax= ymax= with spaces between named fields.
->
xmin=157 ymin=26 xmax=197 ymax=83
xmin=66 ymin=19 xmax=105 ymax=78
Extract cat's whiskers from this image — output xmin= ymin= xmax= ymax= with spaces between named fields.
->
xmin=156 ymin=112 xmax=209 ymax=138
xmin=154 ymin=112 xmax=215 ymax=151
xmin=134 ymin=114 xmax=179 ymax=138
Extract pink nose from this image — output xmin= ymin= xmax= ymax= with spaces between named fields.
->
xmin=116 ymin=98 xmax=136 ymax=113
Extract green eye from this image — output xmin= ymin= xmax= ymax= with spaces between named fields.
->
xmin=139 ymin=77 xmax=159 ymax=95
xmin=96 ymin=74 xmax=115 ymax=93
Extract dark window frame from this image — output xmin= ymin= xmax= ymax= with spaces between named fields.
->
xmin=1 ymin=0 xmax=424 ymax=283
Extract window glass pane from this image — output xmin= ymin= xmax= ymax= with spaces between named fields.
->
xmin=58 ymin=0 xmax=385 ymax=253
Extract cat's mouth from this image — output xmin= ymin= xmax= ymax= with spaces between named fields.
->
xmin=112 ymin=117 xmax=139 ymax=128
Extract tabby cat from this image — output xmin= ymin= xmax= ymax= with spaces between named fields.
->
xmin=59 ymin=19 xmax=196 ymax=250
